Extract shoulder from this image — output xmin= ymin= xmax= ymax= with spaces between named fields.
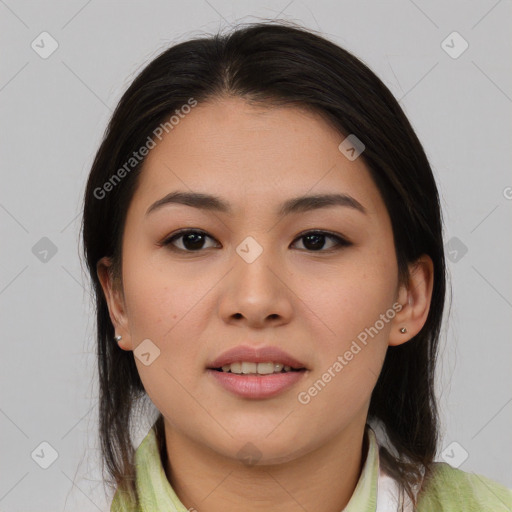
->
xmin=417 ymin=462 xmax=512 ymax=511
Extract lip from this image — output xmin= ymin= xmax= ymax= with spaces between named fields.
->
xmin=207 ymin=369 xmax=308 ymax=399
xmin=207 ymin=345 xmax=308 ymax=370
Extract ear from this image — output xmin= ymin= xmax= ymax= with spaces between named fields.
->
xmin=388 ymin=254 xmax=434 ymax=347
xmin=96 ymin=256 xmax=133 ymax=351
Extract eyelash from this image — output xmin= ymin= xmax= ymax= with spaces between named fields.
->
xmin=160 ymin=229 xmax=352 ymax=253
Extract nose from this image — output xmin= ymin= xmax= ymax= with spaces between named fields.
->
xmin=217 ymin=244 xmax=294 ymax=329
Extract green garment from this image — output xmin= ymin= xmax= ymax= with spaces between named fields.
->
xmin=111 ymin=425 xmax=512 ymax=511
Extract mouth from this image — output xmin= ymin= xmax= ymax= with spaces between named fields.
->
xmin=206 ymin=344 xmax=308 ymax=373
xmin=209 ymin=362 xmax=306 ymax=375
xmin=206 ymin=345 xmax=308 ymax=399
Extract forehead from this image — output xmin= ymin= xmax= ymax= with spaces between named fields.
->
xmin=128 ymin=96 xmax=385 ymax=219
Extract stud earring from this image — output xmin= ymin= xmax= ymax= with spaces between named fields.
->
xmin=114 ymin=334 xmax=122 ymax=342
xmin=399 ymin=327 xmax=407 ymax=334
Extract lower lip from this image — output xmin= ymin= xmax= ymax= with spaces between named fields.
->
xmin=207 ymin=369 xmax=307 ymax=399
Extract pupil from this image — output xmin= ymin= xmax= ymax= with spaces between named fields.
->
xmin=184 ymin=232 xmax=204 ymax=250
xmin=304 ymin=233 xmax=325 ymax=251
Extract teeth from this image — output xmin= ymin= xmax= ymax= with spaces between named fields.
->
xmin=257 ymin=362 xmax=274 ymax=375
xmin=219 ymin=362 xmax=299 ymax=374
xmin=241 ymin=362 xmax=257 ymax=374
xmin=230 ymin=362 xmax=242 ymax=374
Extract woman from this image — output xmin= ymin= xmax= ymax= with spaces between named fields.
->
xmin=81 ymin=21 xmax=512 ymax=511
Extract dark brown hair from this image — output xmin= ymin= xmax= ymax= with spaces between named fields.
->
xmin=81 ymin=20 xmax=446 ymax=509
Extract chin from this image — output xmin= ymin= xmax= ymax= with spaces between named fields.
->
xmin=209 ymin=432 xmax=312 ymax=466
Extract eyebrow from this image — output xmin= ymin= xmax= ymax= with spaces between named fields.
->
xmin=145 ymin=191 xmax=367 ymax=217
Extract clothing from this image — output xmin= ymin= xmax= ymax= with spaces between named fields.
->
xmin=111 ymin=425 xmax=512 ymax=511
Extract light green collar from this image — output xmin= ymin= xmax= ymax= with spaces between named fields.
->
xmin=112 ymin=425 xmax=380 ymax=511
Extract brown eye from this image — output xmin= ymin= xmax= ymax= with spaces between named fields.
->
xmin=162 ymin=230 xmax=219 ymax=252
xmin=291 ymin=231 xmax=351 ymax=252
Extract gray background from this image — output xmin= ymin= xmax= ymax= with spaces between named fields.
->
xmin=1 ymin=0 xmax=511 ymax=510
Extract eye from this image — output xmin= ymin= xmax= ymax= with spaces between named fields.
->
xmin=161 ymin=229 xmax=219 ymax=252
xmin=291 ymin=230 xmax=351 ymax=252
xmin=161 ymin=229 xmax=351 ymax=253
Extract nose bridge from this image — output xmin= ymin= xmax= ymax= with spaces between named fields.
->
xmin=218 ymin=233 xmax=292 ymax=324
xmin=234 ymin=232 xmax=280 ymax=296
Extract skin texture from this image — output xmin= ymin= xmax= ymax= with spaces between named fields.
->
xmin=97 ymin=96 xmax=434 ymax=512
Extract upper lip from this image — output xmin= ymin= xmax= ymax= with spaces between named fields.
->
xmin=207 ymin=345 xmax=307 ymax=370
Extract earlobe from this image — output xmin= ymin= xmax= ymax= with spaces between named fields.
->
xmin=388 ymin=255 xmax=434 ymax=347
xmin=96 ymin=256 xmax=133 ymax=351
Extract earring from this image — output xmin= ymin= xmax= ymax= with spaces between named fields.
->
xmin=399 ymin=327 xmax=407 ymax=333
xmin=114 ymin=334 xmax=122 ymax=342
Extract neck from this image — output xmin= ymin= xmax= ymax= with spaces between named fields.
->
xmin=162 ymin=419 xmax=369 ymax=512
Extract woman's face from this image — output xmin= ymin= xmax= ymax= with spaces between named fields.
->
xmin=100 ymin=96 xmax=417 ymax=463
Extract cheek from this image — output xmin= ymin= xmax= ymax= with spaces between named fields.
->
xmin=293 ymin=248 xmax=397 ymax=415
xmin=121 ymin=251 xmax=209 ymax=365
xmin=296 ymin=249 xmax=398 ymax=346
xmin=121 ymin=257 xmax=210 ymax=414
xmin=295 ymin=276 xmax=394 ymax=431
